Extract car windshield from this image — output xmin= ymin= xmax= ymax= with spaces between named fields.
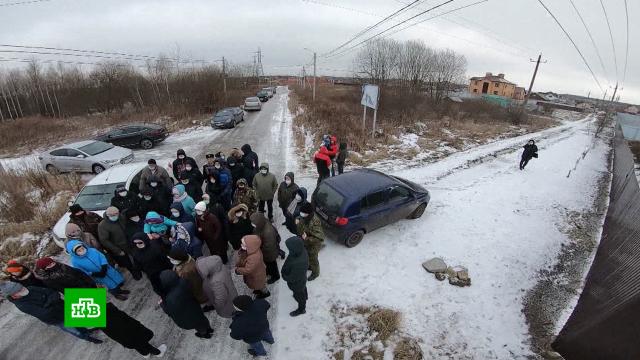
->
xmin=258 ymin=91 xmax=267 ymax=96
xmin=246 ymin=97 xmax=259 ymax=102
xmin=78 ymin=141 xmax=114 ymax=156
xmin=215 ymin=111 xmax=232 ymax=117
xmin=315 ymin=183 xmax=345 ymax=215
xmin=74 ymin=183 xmax=125 ymax=211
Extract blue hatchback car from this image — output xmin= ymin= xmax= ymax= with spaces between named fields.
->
xmin=312 ymin=169 xmax=430 ymax=247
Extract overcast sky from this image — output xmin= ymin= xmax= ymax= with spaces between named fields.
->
xmin=0 ymin=0 xmax=637 ymax=104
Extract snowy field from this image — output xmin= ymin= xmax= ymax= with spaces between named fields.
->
xmin=273 ymin=115 xmax=609 ymax=359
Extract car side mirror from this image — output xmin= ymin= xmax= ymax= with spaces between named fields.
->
xmin=76 ymin=154 xmax=85 ymax=158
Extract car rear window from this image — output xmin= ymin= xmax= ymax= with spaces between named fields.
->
xmin=246 ymin=97 xmax=259 ymax=102
xmin=74 ymin=182 xmax=125 ymax=211
xmin=78 ymin=141 xmax=114 ymax=156
xmin=315 ymin=183 xmax=345 ymax=215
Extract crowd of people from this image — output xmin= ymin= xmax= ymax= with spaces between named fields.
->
xmin=0 ymin=142 xmax=336 ymax=358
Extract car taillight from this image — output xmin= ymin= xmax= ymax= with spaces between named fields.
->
xmin=335 ymin=217 xmax=349 ymax=226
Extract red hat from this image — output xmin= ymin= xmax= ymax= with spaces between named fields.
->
xmin=4 ymin=259 xmax=24 ymax=274
xmin=35 ymin=257 xmax=56 ymax=270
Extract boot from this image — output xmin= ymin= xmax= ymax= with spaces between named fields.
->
xmin=289 ymin=308 xmax=306 ymax=317
xmin=113 ymin=293 xmax=128 ymax=301
xmin=307 ymin=273 xmax=319 ymax=281
xmin=120 ymin=288 xmax=131 ymax=294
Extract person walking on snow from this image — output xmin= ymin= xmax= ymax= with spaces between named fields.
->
xmin=130 ymin=232 xmax=173 ymax=297
xmin=250 ymin=212 xmax=281 ymax=284
xmin=233 ymin=178 xmax=258 ymax=216
xmin=66 ymin=240 xmax=130 ymax=300
xmin=228 ymin=204 xmax=254 ymax=251
xmin=196 ymin=255 xmax=239 ymax=318
xmin=241 ymin=144 xmax=259 ymax=183
xmin=3 ymin=260 xmax=46 ymax=288
xmin=33 ymin=257 xmax=96 ymax=292
xmin=98 ymin=206 xmax=142 ymax=280
xmin=277 ymin=172 xmax=299 ymax=224
xmin=158 ymin=270 xmax=213 ymax=339
xmin=170 ymin=149 xmax=198 ymax=180
xmin=0 ymin=281 xmax=103 ymax=343
xmin=139 ymin=159 xmax=174 ymax=194
xmin=519 ymin=139 xmax=539 ymax=170
xmin=285 ymin=187 xmax=308 ymax=235
xmin=313 ymin=135 xmax=336 ymax=185
xmin=336 ymin=142 xmax=348 ymax=175
xmin=101 ymin=302 xmax=167 ymax=358
xmin=252 ymin=163 xmax=278 ymax=222
xmin=281 ymin=236 xmax=309 ymax=317
xmin=235 ymin=235 xmax=270 ymax=298
xmin=296 ymin=202 xmax=324 ymax=281
xmin=194 ymin=201 xmax=227 ymax=264
xmin=229 ymin=295 xmax=274 ymax=357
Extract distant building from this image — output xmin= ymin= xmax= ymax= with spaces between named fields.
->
xmin=514 ymin=87 xmax=526 ymax=101
xmin=625 ymin=106 xmax=639 ymax=115
xmin=468 ymin=72 xmax=517 ymax=98
xmin=576 ymin=102 xmax=594 ymax=110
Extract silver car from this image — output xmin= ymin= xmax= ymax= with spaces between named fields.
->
xmin=39 ymin=140 xmax=134 ymax=174
xmin=244 ymin=96 xmax=262 ymax=111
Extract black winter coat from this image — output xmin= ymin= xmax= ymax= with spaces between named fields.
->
xmin=10 ymin=272 xmax=46 ymax=288
xmin=139 ymin=195 xmax=170 ymax=218
xmin=522 ymin=144 xmax=538 ymax=160
xmin=182 ymin=181 xmax=203 ymax=203
xmin=228 ymin=218 xmax=253 ymax=251
xmin=9 ymin=286 xmax=64 ymax=324
xmin=281 ymin=236 xmax=309 ymax=293
xmin=36 ymin=263 xmax=96 ymax=292
xmin=229 ymin=298 xmax=271 ymax=343
xmin=110 ymin=192 xmax=141 ymax=214
xmin=102 ymin=302 xmax=154 ymax=349
xmin=124 ymin=218 xmax=145 ymax=242
xmin=172 ymin=157 xmax=198 ymax=179
xmin=132 ymin=233 xmax=172 ymax=276
xmin=159 ymin=270 xmax=210 ymax=331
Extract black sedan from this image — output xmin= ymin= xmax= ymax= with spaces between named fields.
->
xmin=95 ymin=124 xmax=168 ymax=149
xmin=211 ymin=107 xmax=244 ymax=129
xmin=257 ymin=91 xmax=269 ymax=102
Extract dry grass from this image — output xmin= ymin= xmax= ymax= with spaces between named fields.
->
xmin=367 ymin=308 xmax=401 ymax=341
xmin=394 ymin=337 xmax=424 ymax=360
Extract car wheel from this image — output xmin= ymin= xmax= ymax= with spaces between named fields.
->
xmin=93 ymin=164 xmax=105 ymax=174
xmin=46 ymin=164 xmax=59 ymax=175
xmin=408 ymin=203 xmax=427 ymax=219
xmin=231 ymin=120 xmax=236 ymax=128
xmin=140 ymin=138 xmax=153 ymax=149
xmin=344 ymin=230 xmax=365 ymax=248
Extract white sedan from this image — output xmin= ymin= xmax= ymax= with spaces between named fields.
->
xmin=39 ymin=140 xmax=134 ymax=174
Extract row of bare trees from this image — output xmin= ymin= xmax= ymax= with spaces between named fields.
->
xmin=354 ymin=39 xmax=467 ymax=103
xmin=0 ymin=56 xmax=258 ymax=120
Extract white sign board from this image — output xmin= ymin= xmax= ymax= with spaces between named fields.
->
xmin=361 ymin=84 xmax=379 ymax=110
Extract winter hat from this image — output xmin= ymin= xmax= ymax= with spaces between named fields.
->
xmin=177 ymin=149 xmax=186 ymax=157
xmin=4 ymin=260 xmax=24 ymax=275
xmin=178 ymin=172 xmax=190 ymax=180
xmin=72 ymin=242 xmax=86 ymax=254
xmin=35 ymin=257 xmax=56 ymax=270
xmin=69 ymin=204 xmax=83 ymax=214
xmin=300 ymin=202 xmax=313 ymax=215
xmin=105 ymin=206 xmax=120 ymax=217
xmin=205 ymin=153 xmax=215 ymax=159
xmin=147 ymin=159 xmax=157 ymax=165
xmin=194 ymin=201 xmax=207 ymax=212
xmin=227 ymin=157 xmax=237 ymax=166
xmin=124 ymin=208 xmax=141 ymax=219
xmin=232 ymin=295 xmax=253 ymax=312
xmin=168 ymin=248 xmax=188 ymax=262
xmin=0 ymin=281 xmax=23 ymax=297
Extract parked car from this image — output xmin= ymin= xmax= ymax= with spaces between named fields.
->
xmin=95 ymin=124 xmax=168 ymax=150
xmin=257 ymin=91 xmax=269 ymax=102
xmin=244 ymin=97 xmax=262 ymax=111
xmin=39 ymin=140 xmax=134 ymax=175
xmin=52 ymin=162 xmax=147 ymax=248
xmin=211 ymin=107 xmax=244 ymax=128
xmin=262 ymin=88 xmax=274 ymax=98
xmin=312 ymin=169 xmax=430 ymax=247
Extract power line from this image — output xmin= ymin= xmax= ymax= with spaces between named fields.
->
xmin=598 ymin=0 xmax=618 ymax=82
xmin=0 ymin=44 xmax=180 ymax=61
xmin=325 ymin=0 xmax=455 ymax=59
xmin=0 ymin=0 xmax=51 ymax=7
xmin=622 ymin=0 xmax=630 ymax=86
xmin=567 ymin=0 xmax=609 ymax=84
xmin=535 ymin=0 xmax=604 ymax=93
xmin=323 ymin=0 xmax=426 ymax=56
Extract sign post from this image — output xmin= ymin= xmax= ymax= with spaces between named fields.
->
xmin=361 ymin=84 xmax=380 ymax=138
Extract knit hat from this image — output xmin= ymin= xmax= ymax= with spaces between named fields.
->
xmin=69 ymin=204 xmax=83 ymax=214
xmin=205 ymin=153 xmax=215 ymax=159
xmin=300 ymin=202 xmax=313 ymax=215
xmin=168 ymin=248 xmax=188 ymax=262
xmin=232 ymin=295 xmax=253 ymax=312
xmin=194 ymin=201 xmax=207 ymax=212
xmin=35 ymin=257 xmax=56 ymax=270
xmin=0 ymin=281 xmax=23 ymax=297
xmin=72 ymin=242 xmax=85 ymax=254
xmin=177 ymin=149 xmax=186 ymax=156
xmin=148 ymin=159 xmax=157 ymax=165
xmin=4 ymin=260 xmax=24 ymax=275
xmin=105 ymin=206 xmax=120 ymax=216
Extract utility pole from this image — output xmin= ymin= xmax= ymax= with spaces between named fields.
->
xmin=312 ymin=51 xmax=317 ymax=102
xmin=302 ymin=66 xmax=306 ymax=90
xmin=523 ymin=53 xmax=545 ymax=108
xmin=222 ymin=56 xmax=227 ymax=97
xmin=610 ymin=82 xmax=618 ymax=103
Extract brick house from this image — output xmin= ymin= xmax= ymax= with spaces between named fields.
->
xmin=469 ymin=72 xmax=517 ymax=98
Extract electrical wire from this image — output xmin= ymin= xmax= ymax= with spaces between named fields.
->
xmin=536 ymin=0 xmax=604 ymax=93
xmin=0 ymin=0 xmax=51 ymax=7
xmin=0 ymin=44 xmax=180 ymax=61
xmin=598 ymin=0 xmax=618 ymax=82
xmin=325 ymin=0 xmax=455 ymax=59
xmin=567 ymin=0 xmax=609 ymax=83
xmin=622 ymin=0 xmax=629 ymax=86
xmin=323 ymin=0 xmax=426 ymax=56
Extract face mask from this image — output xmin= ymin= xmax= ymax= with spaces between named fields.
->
xmin=169 ymin=258 xmax=181 ymax=265
xmin=178 ymin=155 xmax=185 ymax=159
xmin=148 ymin=165 xmax=156 ymax=171
xmin=185 ymin=166 xmax=192 ymax=171
xmin=130 ymin=216 xmax=140 ymax=222
xmin=171 ymin=210 xmax=180 ymax=218
xmin=172 ymin=190 xmax=179 ymax=197
xmin=144 ymin=195 xmax=152 ymax=201
xmin=204 ymin=199 xmax=210 ymax=205
xmin=214 ymin=164 xmax=221 ymax=169
xmin=75 ymin=248 xmax=87 ymax=256
xmin=235 ymin=211 xmax=244 ymax=218
xmin=241 ymin=243 xmax=247 ymax=251
xmin=118 ymin=191 xmax=127 ymax=197
xmin=238 ymin=185 xmax=245 ymax=189
xmin=295 ymin=195 xmax=302 ymax=201
xmin=108 ymin=215 xmax=119 ymax=222
xmin=181 ymin=180 xmax=189 ymax=184
xmin=300 ymin=212 xmax=309 ymax=218
xmin=229 ymin=163 xmax=235 ymax=167
xmin=134 ymin=242 xmax=145 ymax=248
xmin=285 ymin=179 xmax=291 ymax=185
xmin=195 ymin=210 xmax=204 ymax=216
xmin=251 ymin=223 xmax=256 ymax=228
xmin=150 ymin=182 xmax=158 ymax=187
xmin=261 ymin=169 xmax=268 ymax=175
xmin=209 ymin=178 xmax=216 ymax=184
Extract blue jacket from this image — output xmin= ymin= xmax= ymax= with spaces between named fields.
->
xmin=66 ymin=240 xmax=124 ymax=289
xmin=144 ymin=211 xmax=178 ymax=234
xmin=173 ymin=184 xmax=196 ymax=217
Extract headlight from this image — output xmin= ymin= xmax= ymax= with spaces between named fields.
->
xmin=103 ymin=158 xmax=119 ymax=164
